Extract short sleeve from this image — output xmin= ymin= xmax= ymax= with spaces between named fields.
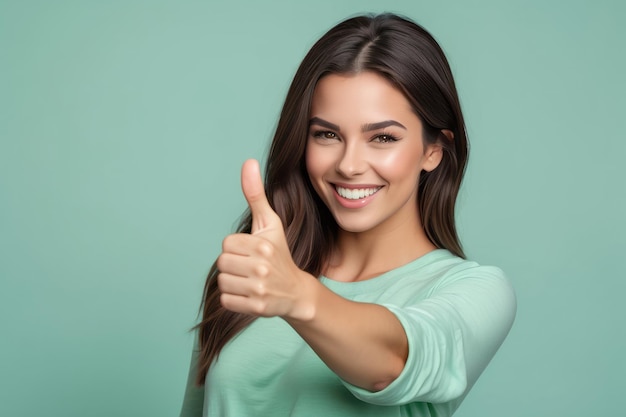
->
xmin=341 ymin=266 xmax=516 ymax=406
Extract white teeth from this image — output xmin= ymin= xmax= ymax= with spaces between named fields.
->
xmin=336 ymin=186 xmax=381 ymax=200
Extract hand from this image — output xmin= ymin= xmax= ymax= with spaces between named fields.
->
xmin=217 ymin=159 xmax=315 ymax=320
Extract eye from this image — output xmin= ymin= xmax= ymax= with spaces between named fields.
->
xmin=372 ymin=134 xmax=399 ymax=143
xmin=312 ymin=130 xmax=339 ymax=140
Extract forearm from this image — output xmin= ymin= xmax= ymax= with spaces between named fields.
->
xmin=285 ymin=277 xmax=408 ymax=392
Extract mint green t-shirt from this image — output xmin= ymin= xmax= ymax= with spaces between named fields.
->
xmin=180 ymin=249 xmax=516 ymax=417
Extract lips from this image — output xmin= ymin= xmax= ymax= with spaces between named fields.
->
xmin=334 ymin=185 xmax=382 ymax=200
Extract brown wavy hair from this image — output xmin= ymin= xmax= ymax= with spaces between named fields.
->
xmin=194 ymin=13 xmax=469 ymax=385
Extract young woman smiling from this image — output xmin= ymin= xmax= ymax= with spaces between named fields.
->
xmin=180 ymin=13 xmax=516 ymax=417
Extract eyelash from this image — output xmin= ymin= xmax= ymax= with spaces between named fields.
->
xmin=312 ymin=130 xmax=338 ymax=140
xmin=311 ymin=130 xmax=400 ymax=143
xmin=373 ymin=133 xmax=399 ymax=143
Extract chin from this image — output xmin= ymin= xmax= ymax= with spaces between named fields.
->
xmin=332 ymin=216 xmax=380 ymax=234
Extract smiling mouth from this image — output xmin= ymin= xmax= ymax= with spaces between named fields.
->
xmin=335 ymin=185 xmax=382 ymax=200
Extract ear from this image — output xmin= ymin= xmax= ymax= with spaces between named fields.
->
xmin=422 ymin=145 xmax=443 ymax=172
xmin=440 ymin=129 xmax=454 ymax=142
xmin=422 ymin=129 xmax=452 ymax=172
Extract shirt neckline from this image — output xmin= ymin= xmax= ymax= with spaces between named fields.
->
xmin=319 ymin=249 xmax=452 ymax=295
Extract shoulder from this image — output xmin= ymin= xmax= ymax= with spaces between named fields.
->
xmin=437 ymin=254 xmax=512 ymax=293
xmin=392 ymin=249 xmax=508 ymax=285
xmin=407 ymin=250 xmax=511 ymax=286
xmin=399 ymin=250 xmax=516 ymax=310
xmin=423 ymin=253 xmax=517 ymax=328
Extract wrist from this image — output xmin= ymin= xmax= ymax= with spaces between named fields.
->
xmin=285 ymin=271 xmax=320 ymax=322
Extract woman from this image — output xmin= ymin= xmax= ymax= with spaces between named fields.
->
xmin=180 ymin=13 xmax=516 ymax=417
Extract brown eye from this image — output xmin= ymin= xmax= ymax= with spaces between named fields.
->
xmin=373 ymin=134 xmax=398 ymax=143
xmin=313 ymin=131 xmax=338 ymax=140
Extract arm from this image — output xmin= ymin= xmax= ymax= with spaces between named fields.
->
xmin=286 ymin=277 xmax=408 ymax=391
xmin=218 ymin=234 xmax=408 ymax=391
xmin=216 ymin=160 xmax=408 ymax=391
xmin=346 ymin=266 xmax=517 ymax=406
xmin=288 ymin=264 xmax=516 ymax=403
xmin=217 ymin=160 xmax=515 ymax=399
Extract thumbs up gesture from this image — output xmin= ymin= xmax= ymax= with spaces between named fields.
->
xmin=217 ymin=159 xmax=315 ymax=320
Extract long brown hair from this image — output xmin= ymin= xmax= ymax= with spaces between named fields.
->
xmin=194 ymin=13 xmax=469 ymax=385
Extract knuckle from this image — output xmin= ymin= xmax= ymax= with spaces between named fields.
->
xmin=216 ymin=254 xmax=227 ymax=271
xmin=252 ymin=280 xmax=267 ymax=296
xmin=257 ymin=241 xmax=274 ymax=257
xmin=219 ymin=293 xmax=230 ymax=309
xmin=253 ymin=263 xmax=270 ymax=279
xmin=221 ymin=235 xmax=230 ymax=251
xmin=253 ymin=300 xmax=268 ymax=316
xmin=216 ymin=272 xmax=227 ymax=290
xmin=222 ymin=234 xmax=237 ymax=251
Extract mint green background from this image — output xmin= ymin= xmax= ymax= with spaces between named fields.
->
xmin=1 ymin=1 xmax=624 ymax=416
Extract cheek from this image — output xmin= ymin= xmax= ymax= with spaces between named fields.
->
xmin=304 ymin=145 xmax=324 ymax=188
xmin=374 ymin=146 xmax=423 ymax=180
xmin=304 ymin=149 xmax=329 ymax=204
xmin=305 ymin=143 xmax=330 ymax=181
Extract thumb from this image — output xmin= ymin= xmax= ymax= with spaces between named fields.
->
xmin=241 ymin=159 xmax=278 ymax=233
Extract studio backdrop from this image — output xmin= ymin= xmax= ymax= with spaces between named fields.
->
xmin=1 ymin=1 xmax=624 ymax=416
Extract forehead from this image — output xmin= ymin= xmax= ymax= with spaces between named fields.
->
xmin=310 ymin=72 xmax=415 ymax=123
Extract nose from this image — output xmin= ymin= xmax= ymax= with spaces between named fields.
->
xmin=336 ymin=142 xmax=366 ymax=177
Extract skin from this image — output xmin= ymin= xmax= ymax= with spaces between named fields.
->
xmin=306 ymin=72 xmax=444 ymax=281
xmin=217 ymin=72 xmax=445 ymax=391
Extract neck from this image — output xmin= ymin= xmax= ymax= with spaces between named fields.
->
xmin=325 ymin=215 xmax=436 ymax=282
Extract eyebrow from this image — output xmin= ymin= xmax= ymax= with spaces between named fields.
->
xmin=362 ymin=120 xmax=407 ymax=132
xmin=309 ymin=117 xmax=406 ymax=132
